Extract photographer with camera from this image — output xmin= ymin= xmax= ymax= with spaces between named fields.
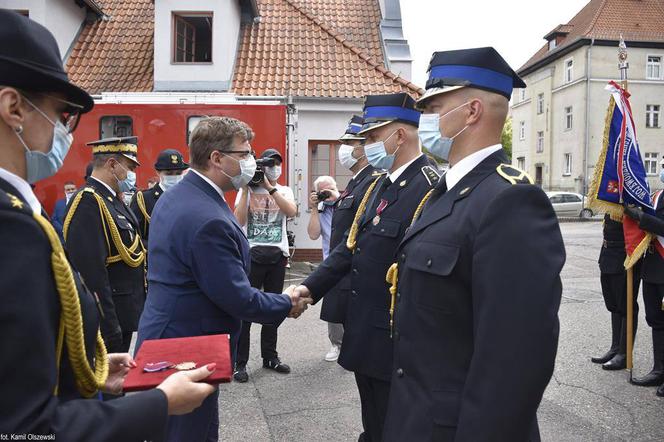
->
xmin=233 ymin=149 xmax=297 ymax=382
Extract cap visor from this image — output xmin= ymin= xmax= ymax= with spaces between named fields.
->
xmin=358 ymin=120 xmax=395 ymax=135
xmin=416 ymin=86 xmax=465 ymax=110
xmin=122 ymin=154 xmax=141 ymax=166
xmin=339 ymin=134 xmax=365 ymax=141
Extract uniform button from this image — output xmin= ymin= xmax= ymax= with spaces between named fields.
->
xmin=396 ymin=368 xmax=404 ymax=377
xmin=401 ymin=253 xmax=406 ymax=261
xmin=380 ymin=228 xmax=385 ymax=233
xmin=352 ymin=268 xmax=359 ymax=275
xmin=356 ymin=247 xmax=361 ymax=254
xmin=426 ymin=258 xmax=432 ymax=267
xmin=393 ymin=330 xmax=400 ymax=340
xmin=352 ymin=290 xmax=358 ymax=297
xmin=396 ymin=292 xmax=401 ymax=302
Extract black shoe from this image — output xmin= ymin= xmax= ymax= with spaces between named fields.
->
xmin=657 ymin=382 xmax=664 ymax=397
xmin=233 ymin=364 xmax=249 ymax=383
xmin=602 ymin=353 xmax=626 ymax=370
xmin=631 ymin=370 xmax=664 ymax=386
xmin=263 ymin=358 xmax=291 ymax=374
xmin=591 ymin=349 xmax=618 ymax=364
xmin=631 ymin=329 xmax=664 ymax=386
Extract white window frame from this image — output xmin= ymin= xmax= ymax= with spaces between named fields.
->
xmin=644 ymin=152 xmax=658 ymax=175
xmin=563 ymin=153 xmax=572 ymax=176
xmin=646 ymin=55 xmax=662 ymax=80
xmin=517 ymin=157 xmax=526 ymax=170
xmin=536 ymin=131 xmax=544 ymax=153
xmin=519 ymin=121 xmax=526 ymax=140
xmin=646 ymin=104 xmax=661 ymax=128
xmin=564 ymin=106 xmax=573 ymax=131
xmin=548 ymin=39 xmax=557 ymax=51
xmin=537 ymin=94 xmax=544 ymax=115
xmin=564 ymin=58 xmax=574 ymax=84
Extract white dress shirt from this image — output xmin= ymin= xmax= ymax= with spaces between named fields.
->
xmin=352 ymin=164 xmax=370 ymax=180
xmin=0 ymin=167 xmax=42 ymax=214
xmin=90 ymin=176 xmax=117 ymax=197
xmin=191 ymin=169 xmax=226 ymax=201
xmin=389 ymin=153 xmax=424 ymax=183
xmin=445 ymin=144 xmax=503 ymax=191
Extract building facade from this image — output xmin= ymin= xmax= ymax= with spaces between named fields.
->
xmin=511 ymin=0 xmax=664 ymax=194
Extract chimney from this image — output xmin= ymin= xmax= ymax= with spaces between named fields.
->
xmin=380 ymin=0 xmax=413 ymax=81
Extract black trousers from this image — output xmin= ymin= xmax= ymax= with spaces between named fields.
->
xmin=236 ymin=259 xmax=287 ymax=365
xmin=600 ymin=269 xmax=640 ymax=317
xmin=643 ymin=282 xmax=664 ymax=330
xmin=354 ymin=373 xmax=391 ymax=442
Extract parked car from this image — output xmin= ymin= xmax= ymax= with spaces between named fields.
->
xmin=546 ymin=192 xmax=594 ymax=218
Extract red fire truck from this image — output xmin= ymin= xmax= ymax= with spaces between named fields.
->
xmin=35 ymin=94 xmax=289 ymax=214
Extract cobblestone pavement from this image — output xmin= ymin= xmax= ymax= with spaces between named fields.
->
xmin=217 ymin=222 xmax=664 ymax=441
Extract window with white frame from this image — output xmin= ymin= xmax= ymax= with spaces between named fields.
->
xmin=536 ymin=131 xmax=544 ymax=153
xmin=537 ymin=94 xmax=544 ymax=115
xmin=564 ymin=106 xmax=573 ymax=131
xmin=563 ymin=153 xmax=572 ymax=175
xmin=564 ymin=59 xmax=573 ymax=83
xmin=172 ymin=12 xmax=213 ymax=63
xmin=519 ymin=121 xmax=526 ymax=140
xmin=647 ymin=56 xmax=662 ymax=80
xmin=548 ymin=39 xmax=557 ymax=51
xmin=645 ymin=152 xmax=659 ymax=175
xmin=517 ymin=157 xmax=525 ymax=170
xmin=646 ymin=104 xmax=660 ymax=128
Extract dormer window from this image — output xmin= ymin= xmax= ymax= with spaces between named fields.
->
xmin=172 ymin=12 xmax=213 ymax=64
xmin=548 ymin=39 xmax=557 ymax=51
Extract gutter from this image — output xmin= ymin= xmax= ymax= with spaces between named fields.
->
xmin=583 ymin=38 xmax=595 ymax=203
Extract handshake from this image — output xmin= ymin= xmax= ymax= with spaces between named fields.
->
xmin=283 ymin=285 xmax=313 ymax=318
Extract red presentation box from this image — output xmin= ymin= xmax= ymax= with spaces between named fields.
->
xmin=123 ymin=334 xmax=232 ymax=392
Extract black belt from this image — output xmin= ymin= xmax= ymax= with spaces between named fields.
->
xmin=603 ymin=240 xmax=625 ymax=248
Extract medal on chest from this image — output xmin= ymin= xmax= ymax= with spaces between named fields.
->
xmin=373 ymin=199 xmax=389 ymax=225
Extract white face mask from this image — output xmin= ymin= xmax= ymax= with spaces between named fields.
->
xmin=338 ymin=144 xmax=363 ymax=170
xmin=220 ymin=153 xmax=257 ymax=190
xmin=160 ymin=174 xmax=183 ymax=191
xmin=122 ymin=192 xmax=134 ymax=205
xmin=265 ymin=165 xmax=282 ymax=182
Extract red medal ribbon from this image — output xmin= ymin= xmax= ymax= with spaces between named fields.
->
xmin=376 ymin=199 xmax=388 ymax=217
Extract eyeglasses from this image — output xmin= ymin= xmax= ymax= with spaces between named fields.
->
xmin=220 ymin=150 xmax=253 ymax=159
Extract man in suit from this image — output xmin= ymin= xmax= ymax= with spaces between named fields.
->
xmin=624 ymin=161 xmax=664 ymax=396
xmin=381 ymin=47 xmax=566 ymax=441
xmin=295 ymin=94 xmax=440 ymax=442
xmin=591 ymin=214 xmax=640 ymax=370
xmin=64 ymin=136 xmax=146 ymax=353
xmin=50 ymin=180 xmax=76 ymax=241
xmin=136 ymin=116 xmax=309 ymax=442
xmin=308 ymin=115 xmax=376 ymax=362
xmin=130 ymin=149 xmax=188 ymax=249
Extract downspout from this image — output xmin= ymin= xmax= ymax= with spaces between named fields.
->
xmin=583 ymin=38 xmax=595 ymax=204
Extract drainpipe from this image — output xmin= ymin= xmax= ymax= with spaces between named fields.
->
xmin=583 ymin=38 xmax=595 ymax=205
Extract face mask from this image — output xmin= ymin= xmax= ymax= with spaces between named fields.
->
xmin=113 ymin=162 xmax=136 ymax=193
xmin=660 ymin=169 xmax=664 ymax=183
xmin=220 ymin=153 xmax=257 ymax=190
xmin=418 ymin=102 xmax=470 ymax=162
xmin=14 ymin=98 xmax=74 ymax=184
xmin=339 ymin=144 xmax=362 ymax=170
xmin=65 ymin=190 xmax=76 ymax=203
xmin=122 ymin=192 xmax=134 ymax=205
xmin=265 ymin=165 xmax=282 ymax=182
xmin=160 ymin=174 xmax=183 ymax=191
xmin=364 ymin=130 xmax=400 ymax=170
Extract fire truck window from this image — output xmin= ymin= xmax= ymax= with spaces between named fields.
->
xmin=187 ymin=116 xmax=207 ymax=145
xmin=100 ymin=116 xmax=133 ymax=139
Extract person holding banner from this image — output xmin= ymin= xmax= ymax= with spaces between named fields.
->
xmin=623 ymin=169 xmax=664 ymax=396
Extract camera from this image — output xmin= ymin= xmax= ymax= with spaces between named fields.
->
xmin=316 ymin=190 xmax=331 ymax=202
xmin=249 ymin=157 xmax=276 ymax=187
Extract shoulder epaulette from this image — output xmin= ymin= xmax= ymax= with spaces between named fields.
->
xmin=496 ymin=164 xmax=534 ymax=185
xmin=0 ymin=191 xmax=32 ymax=216
xmin=421 ymin=166 xmax=441 ymax=186
xmin=372 ymin=170 xmax=388 ymax=177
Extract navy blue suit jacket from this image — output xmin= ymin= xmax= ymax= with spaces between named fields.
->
xmin=136 ymin=171 xmax=292 ymax=357
xmin=51 ymin=198 xmax=66 ymax=242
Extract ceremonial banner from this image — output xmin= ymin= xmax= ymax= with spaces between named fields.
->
xmin=587 ymin=81 xmax=654 ymax=268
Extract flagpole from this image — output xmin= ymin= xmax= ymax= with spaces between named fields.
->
xmin=618 ymin=36 xmax=634 ymax=375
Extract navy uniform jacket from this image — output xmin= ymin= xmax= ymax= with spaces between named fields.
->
xmin=383 ymin=151 xmax=565 ymax=442
xmin=320 ymin=165 xmax=376 ymax=323
xmin=129 ymin=183 xmax=163 ymax=248
xmin=50 ymin=197 xmax=66 ymax=241
xmin=0 ymin=177 xmax=167 ymax=441
xmin=638 ymin=191 xmax=664 ymax=284
xmin=136 ymin=171 xmax=292 ymax=357
xmin=65 ymin=178 xmax=146 ymax=352
xmin=304 ymin=154 xmax=439 ymax=381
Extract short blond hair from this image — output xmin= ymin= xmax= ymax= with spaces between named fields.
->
xmin=189 ymin=116 xmax=254 ymax=169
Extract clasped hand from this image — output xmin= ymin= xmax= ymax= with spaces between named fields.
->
xmin=283 ymin=285 xmax=313 ymax=318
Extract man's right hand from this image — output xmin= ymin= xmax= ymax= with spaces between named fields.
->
xmin=284 ymin=284 xmax=312 ymax=318
xmin=157 ymin=364 xmax=217 ymax=415
xmin=309 ymin=191 xmax=319 ymax=209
